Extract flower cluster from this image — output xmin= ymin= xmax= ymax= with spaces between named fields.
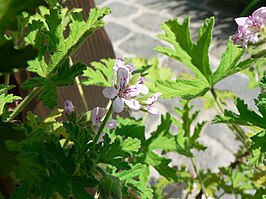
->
xmin=232 ymin=7 xmax=266 ymax=48
xmin=102 ymin=58 xmax=161 ymax=114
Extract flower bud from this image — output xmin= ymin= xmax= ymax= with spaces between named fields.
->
xmin=64 ymin=100 xmax=75 ymax=115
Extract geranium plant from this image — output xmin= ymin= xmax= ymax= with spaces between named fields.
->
xmin=0 ymin=0 xmax=265 ymax=198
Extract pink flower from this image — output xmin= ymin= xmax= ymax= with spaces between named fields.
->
xmin=102 ymin=60 xmax=149 ymax=113
xmin=143 ymin=92 xmax=161 ymax=115
xmin=91 ymin=107 xmax=117 ymax=129
xmin=232 ymin=7 xmax=266 ymax=48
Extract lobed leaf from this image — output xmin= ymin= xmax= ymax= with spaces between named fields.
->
xmin=213 ymin=98 xmax=266 ymax=128
xmin=156 ymin=78 xmax=210 ymax=99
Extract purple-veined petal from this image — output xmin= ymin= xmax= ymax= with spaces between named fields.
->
xmin=125 ymin=85 xmax=138 ymax=98
xmin=106 ymin=119 xmax=118 ymax=129
xmin=113 ymin=97 xmax=124 ymax=113
xmin=117 ymin=68 xmax=129 ymax=90
xmin=253 ymin=7 xmax=266 ymax=22
xmin=91 ymin=107 xmax=106 ymax=127
xmin=126 ymin=64 xmax=135 ymax=72
xmin=102 ymin=87 xmax=119 ymax=99
xmin=124 ymin=99 xmax=140 ymax=111
xmin=147 ymin=106 xmax=160 ymax=115
xmin=144 ymin=92 xmax=162 ymax=105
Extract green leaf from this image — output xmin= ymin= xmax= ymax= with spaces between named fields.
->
xmin=0 ymin=41 xmax=38 ymax=72
xmin=156 ymin=78 xmax=210 ymax=99
xmin=145 ymin=151 xmax=178 ymax=181
xmin=50 ymin=61 xmax=86 ymax=86
xmin=22 ymin=77 xmax=46 ymax=89
xmin=71 ymin=176 xmax=97 ymax=199
xmin=254 ymin=187 xmax=266 ymax=199
xmin=248 ymin=131 xmax=266 ymax=166
xmin=155 ymin=17 xmax=213 ymax=93
xmin=26 ymin=6 xmax=110 ymax=77
xmin=213 ymin=38 xmax=255 ymax=84
xmin=147 ymin=113 xmax=176 ymax=151
xmin=114 ymin=117 xmax=146 ymax=144
xmin=99 ymin=135 xmax=141 ymax=169
xmin=81 ymin=59 xmax=114 ymax=86
xmin=213 ymin=98 xmax=266 ymax=128
xmin=152 ymin=177 xmax=172 ymax=199
xmin=114 ymin=164 xmax=153 ymax=199
xmin=0 ymin=0 xmax=47 ymax=31
xmin=191 ymin=17 xmax=214 ymax=82
xmin=0 ymin=93 xmax=21 ymax=115
xmin=10 ymin=183 xmax=29 ymax=199
xmin=47 ymin=7 xmax=111 ymax=76
xmin=0 ymin=119 xmax=25 ymax=175
xmin=24 ymin=61 xmax=86 ymax=109
xmin=99 ymin=174 xmax=122 ymax=199
xmin=0 ymin=85 xmax=15 ymax=95
xmin=38 ymin=80 xmax=57 ymax=109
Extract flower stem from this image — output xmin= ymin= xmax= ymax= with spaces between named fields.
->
xmin=190 ymin=157 xmax=208 ymax=199
xmin=93 ymin=102 xmax=113 ymax=144
xmin=69 ymin=57 xmax=89 ymax=113
xmin=210 ymin=88 xmax=249 ymax=148
xmin=75 ymin=76 xmax=89 ymax=112
xmin=7 ymin=87 xmax=42 ymax=122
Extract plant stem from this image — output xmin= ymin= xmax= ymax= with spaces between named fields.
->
xmin=75 ymin=76 xmax=89 ymax=112
xmin=7 ymin=87 xmax=42 ymax=122
xmin=190 ymin=157 xmax=208 ymax=199
xmin=69 ymin=57 xmax=89 ymax=113
xmin=4 ymin=73 xmax=10 ymax=86
xmin=93 ymin=102 xmax=113 ymax=144
xmin=63 ymin=137 xmax=70 ymax=148
xmin=96 ymin=166 xmax=106 ymax=177
xmin=4 ymin=73 xmax=10 ymax=95
xmin=210 ymin=88 xmax=249 ymax=148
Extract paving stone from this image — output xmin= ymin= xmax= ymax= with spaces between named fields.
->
xmin=203 ymin=122 xmax=241 ymax=153
xmin=133 ymin=13 xmax=168 ymax=32
xmin=94 ymin=0 xmax=105 ymax=5
xmin=135 ymin=0 xmax=162 ymax=5
xmin=136 ymin=0 xmax=178 ymax=10
xmin=119 ymin=33 xmax=162 ymax=57
xmin=215 ymin=74 xmax=260 ymax=109
xmin=161 ymin=57 xmax=194 ymax=76
xmin=104 ymin=22 xmax=130 ymax=42
xmin=105 ymin=2 xmax=138 ymax=17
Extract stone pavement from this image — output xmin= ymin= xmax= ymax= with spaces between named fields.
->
xmin=94 ymin=0 xmax=259 ymax=198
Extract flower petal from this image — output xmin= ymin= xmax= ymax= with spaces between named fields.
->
xmin=113 ymin=97 xmax=124 ymax=113
xmin=113 ymin=58 xmax=126 ymax=72
xmin=144 ymin=92 xmax=162 ymax=105
xmin=124 ymin=99 xmax=140 ymax=111
xmin=235 ymin=17 xmax=248 ymax=26
xmin=117 ymin=68 xmax=129 ymax=90
xmin=147 ymin=106 xmax=160 ymax=115
xmin=136 ymin=84 xmax=149 ymax=95
xmin=106 ymin=119 xmax=118 ymax=129
xmin=102 ymin=87 xmax=119 ymax=99
xmin=91 ymin=107 xmax=106 ymax=127
xmin=253 ymin=7 xmax=266 ymax=22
